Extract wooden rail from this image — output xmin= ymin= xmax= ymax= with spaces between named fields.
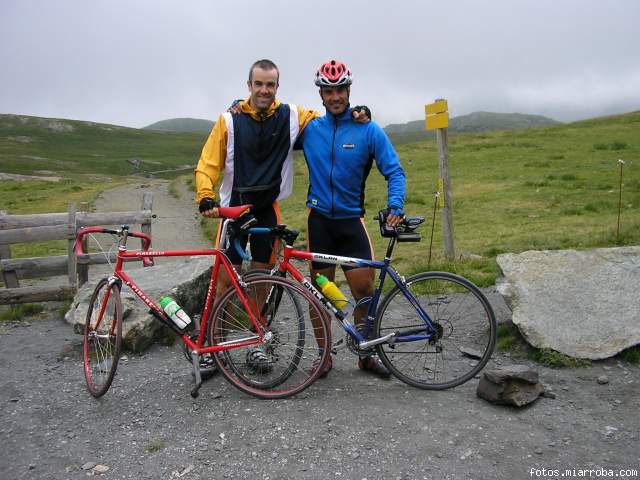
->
xmin=0 ymin=192 xmax=152 ymax=304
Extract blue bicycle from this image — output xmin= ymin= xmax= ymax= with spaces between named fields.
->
xmin=224 ymin=208 xmax=497 ymax=390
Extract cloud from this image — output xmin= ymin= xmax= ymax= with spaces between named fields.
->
xmin=1 ymin=0 xmax=638 ymax=127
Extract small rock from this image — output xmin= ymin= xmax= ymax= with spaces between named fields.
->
xmin=81 ymin=462 xmax=97 ymax=471
xmin=93 ymin=464 xmax=109 ymax=474
xmin=597 ymin=375 xmax=609 ymax=385
xmin=534 ymin=447 xmax=543 ymax=455
xmin=460 ymin=346 xmax=482 ymax=359
xmin=459 ymin=449 xmax=473 ymax=460
xmin=28 ymin=464 xmax=35 ymax=470
xmin=541 ymin=390 xmax=557 ymax=399
xmin=176 ymin=465 xmax=194 ymax=477
xmin=603 ymin=426 xmax=618 ymax=438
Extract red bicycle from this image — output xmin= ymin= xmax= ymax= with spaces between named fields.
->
xmin=74 ymin=205 xmax=330 ymax=399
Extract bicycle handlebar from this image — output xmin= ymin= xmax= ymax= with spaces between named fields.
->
xmin=231 ymin=225 xmax=299 ymax=262
xmin=75 ymin=226 xmax=154 ymax=267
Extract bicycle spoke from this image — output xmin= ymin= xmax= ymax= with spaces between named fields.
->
xmin=375 ymin=272 xmax=496 ymax=390
xmin=208 ymin=276 xmax=330 ymax=399
xmin=84 ymin=279 xmax=122 ymax=397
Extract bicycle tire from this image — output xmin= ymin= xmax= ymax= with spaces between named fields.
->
xmin=208 ymin=275 xmax=330 ymax=399
xmin=83 ymin=278 xmax=123 ymax=397
xmin=374 ymin=271 xmax=496 ymax=390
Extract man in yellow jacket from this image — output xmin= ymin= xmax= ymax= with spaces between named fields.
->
xmin=195 ymin=59 xmax=318 ymax=276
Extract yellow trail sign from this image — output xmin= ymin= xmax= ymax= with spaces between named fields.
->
xmin=425 ymin=99 xmax=449 ymax=130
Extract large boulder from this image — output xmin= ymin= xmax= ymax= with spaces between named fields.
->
xmin=66 ymin=257 xmax=213 ymax=352
xmin=496 ymin=247 xmax=640 ymax=359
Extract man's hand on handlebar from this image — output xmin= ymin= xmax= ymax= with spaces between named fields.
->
xmin=386 ymin=206 xmax=404 ymax=228
xmin=199 ymin=197 xmax=220 ymax=218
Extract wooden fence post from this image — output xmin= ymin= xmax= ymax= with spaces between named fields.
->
xmin=0 ymin=244 xmax=20 ymax=288
xmin=0 ymin=210 xmax=20 ymax=288
xmin=425 ymin=99 xmax=455 ymax=261
xmin=67 ymin=203 xmax=78 ymax=288
xmin=77 ymin=202 xmax=89 ymax=286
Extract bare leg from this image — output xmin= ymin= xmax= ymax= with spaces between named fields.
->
xmin=344 ymin=267 xmax=375 ymax=332
xmin=309 ymin=265 xmax=336 ymax=352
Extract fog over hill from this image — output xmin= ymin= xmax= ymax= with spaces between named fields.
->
xmin=143 ymin=111 xmax=560 ymax=136
xmin=144 ymin=118 xmax=214 ymax=133
xmin=385 ymin=112 xmax=560 ymax=134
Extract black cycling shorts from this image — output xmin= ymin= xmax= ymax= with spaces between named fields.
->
xmin=218 ymin=203 xmax=280 ymax=266
xmin=307 ymin=209 xmax=373 ymax=271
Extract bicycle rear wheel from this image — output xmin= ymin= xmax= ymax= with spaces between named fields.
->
xmin=83 ymin=278 xmax=122 ymax=397
xmin=374 ymin=272 xmax=496 ymax=390
xmin=208 ymin=275 xmax=330 ymax=399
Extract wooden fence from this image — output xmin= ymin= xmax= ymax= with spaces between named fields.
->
xmin=0 ymin=192 xmax=152 ymax=304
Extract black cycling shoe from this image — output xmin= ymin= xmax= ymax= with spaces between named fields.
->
xmin=358 ymin=354 xmax=391 ymax=379
xmin=246 ymin=346 xmax=273 ymax=374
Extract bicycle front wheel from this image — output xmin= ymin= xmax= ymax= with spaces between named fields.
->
xmin=83 ymin=278 xmax=123 ymax=397
xmin=374 ymin=272 xmax=496 ymax=390
xmin=208 ymin=275 xmax=330 ymax=399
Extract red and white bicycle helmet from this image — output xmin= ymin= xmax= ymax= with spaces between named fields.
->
xmin=314 ymin=59 xmax=353 ymax=87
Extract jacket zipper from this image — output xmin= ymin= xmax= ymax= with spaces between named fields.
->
xmin=330 ymin=116 xmax=338 ymax=217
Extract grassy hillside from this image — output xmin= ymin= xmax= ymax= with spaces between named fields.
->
xmin=144 ymin=117 xmax=214 ymax=133
xmin=2 ymin=111 xmax=638 ymax=287
xmin=0 ymin=114 xmax=207 ymax=178
xmin=276 ymin=111 xmax=640 ymax=285
xmin=386 ymin=111 xmax=560 ymax=146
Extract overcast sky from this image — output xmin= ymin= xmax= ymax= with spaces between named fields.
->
xmin=1 ymin=0 xmax=639 ymax=128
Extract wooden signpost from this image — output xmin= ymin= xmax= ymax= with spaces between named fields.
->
xmin=425 ymin=99 xmax=455 ymax=260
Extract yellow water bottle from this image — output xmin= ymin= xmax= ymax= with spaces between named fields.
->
xmin=315 ymin=274 xmax=349 ymax=308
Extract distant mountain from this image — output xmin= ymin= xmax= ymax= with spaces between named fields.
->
xmin=144 ymin=118 xmax=214 ymax=133
xmin=385 ymin=111 xmax=561 ymax=144
xmin=0 ymin=113 xmax=206 ymax=178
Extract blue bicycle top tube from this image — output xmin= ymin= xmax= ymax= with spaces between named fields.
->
xmin=248 ymin=227 xmax=272 ymax=235
xmin=234 ymin=240 xmax=252 ymax=261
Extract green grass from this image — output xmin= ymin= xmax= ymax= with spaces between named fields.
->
xmin=0 ymin=304 xmax=45 ymax=322
xmin=618 ymin=346 xmax=640 ymax=364
xmin=495 ymin=322 xmax=592 ymax=368
xmin=2 ymin=111 xmax=639 ymax=286
xmin=528 ymin=348 xmax=592 ymax=368
xmin=144 ymin=438 xmax=165 ymax=453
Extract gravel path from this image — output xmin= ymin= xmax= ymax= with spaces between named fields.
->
xmin=1 ymin=316 xmax=638 ymax=480
xmin=93 ymin=178 xmax=210 ymax=253
xmin=1 ymin=181 xmax=638 ymax=479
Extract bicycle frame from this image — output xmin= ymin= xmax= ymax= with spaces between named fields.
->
xmin=76 ymin=226 xmax=268 ymax=357
xmin=238 ymin=225 xmax=437 ymax=348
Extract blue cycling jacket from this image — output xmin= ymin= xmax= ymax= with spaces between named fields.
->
xmin=300 ymin=106 xmax=405 ymax=219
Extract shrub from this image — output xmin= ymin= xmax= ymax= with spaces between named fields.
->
xmin=0 ymin=304 xmax=44 ymax=322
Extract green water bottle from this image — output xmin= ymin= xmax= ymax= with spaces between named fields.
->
xmin=159 ymin=296 xmax=192 ymax=331
xmin=315 ymin=274 xmax=349 ymax=308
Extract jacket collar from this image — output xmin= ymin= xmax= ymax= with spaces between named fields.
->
xmin=325 ymin=104 xmax=352 ymax=123
xmin=239 ymin=98 xmax=281 ymax=121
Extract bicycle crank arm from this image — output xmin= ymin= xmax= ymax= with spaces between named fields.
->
xmin=331 ymin=337 xmax=347 ymax=354
xmin=190 ymin=350 xmax=202 ymax=399
xmin=358 ymin=332 xmax=396 ymax=349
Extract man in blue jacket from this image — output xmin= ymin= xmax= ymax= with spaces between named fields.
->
xmin=300 ymin=59 xmax=406 ymax=379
